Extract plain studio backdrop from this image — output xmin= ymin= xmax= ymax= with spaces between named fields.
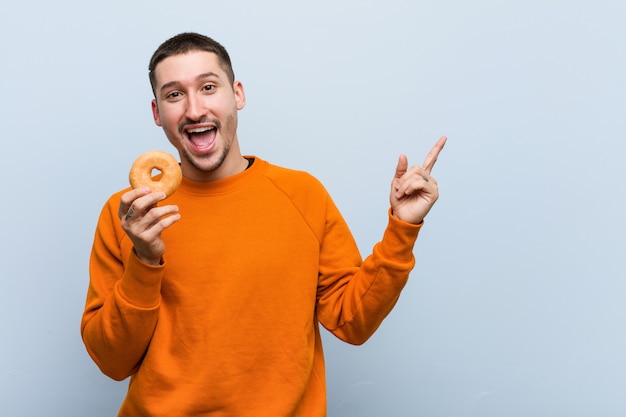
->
xmin=1 ymin=1 xmax=625 ymax=416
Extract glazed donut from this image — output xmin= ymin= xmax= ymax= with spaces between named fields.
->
xmin=129 ymin=150 xmax=182 ymax=198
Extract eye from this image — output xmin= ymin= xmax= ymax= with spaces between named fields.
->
xmin=165 ymin=91 xmax=182 ymax=100
xmin=202 ymin=84 xmax=216 ymax=92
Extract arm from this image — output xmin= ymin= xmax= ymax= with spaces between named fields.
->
xmin=316 ymin=208 xmax=421 ymax=345
xmin=316 ymin=136 xmax=446 ymax=344
xmin=80 ymin=189 xmax=179 ymax=380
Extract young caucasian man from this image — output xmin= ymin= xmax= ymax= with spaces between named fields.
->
xmin=81 ymin=32 xmax=447 ymax=417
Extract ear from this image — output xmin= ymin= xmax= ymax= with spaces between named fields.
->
xmin=233 ymin=81 xmax=246 ymax=110
xmin=151 ymin=99 xmax=162 ymax=126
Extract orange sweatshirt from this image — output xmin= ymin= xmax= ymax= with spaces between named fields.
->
xmin=81 ymin=157 xmax=421 ymax=416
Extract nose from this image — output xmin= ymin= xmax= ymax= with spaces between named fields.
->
xmin=185 ymin=93 xmax=205 ymax=121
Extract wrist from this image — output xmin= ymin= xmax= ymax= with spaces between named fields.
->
xmin=134 ymin=248 xmax=163 ymax=266
xmin=391 ymin=209 xmax=424 ymax=225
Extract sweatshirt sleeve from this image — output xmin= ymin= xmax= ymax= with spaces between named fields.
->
xmin=316 ymin=199 xmax=421 ymax=345
xmin=80 ymin=195 xmax=163 ymax=381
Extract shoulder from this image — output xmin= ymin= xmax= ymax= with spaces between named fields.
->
xmin=103 ymin=187 xmax=129 ymax=211
xmin=255 ymin=158 xmax=340 ymax=233
xmin=260 ymin=159 xmax=328 ymax=196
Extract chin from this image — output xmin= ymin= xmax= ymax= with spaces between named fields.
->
xmin=188 ymin=151 xmax=228 ymax=173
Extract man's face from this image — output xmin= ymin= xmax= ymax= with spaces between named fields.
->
xmin=151 ymin=51 xmax=246 ymax=181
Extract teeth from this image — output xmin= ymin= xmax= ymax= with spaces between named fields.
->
xmin=187 ymin=126 xmax=215 ymax=134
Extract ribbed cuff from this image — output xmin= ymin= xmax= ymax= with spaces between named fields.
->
xmin=118 ymin=251 xmax=163 ymax=308
xmin=378 ymin=208 xmax=422 ymax=262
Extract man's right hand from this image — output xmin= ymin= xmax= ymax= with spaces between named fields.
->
xmin=118 ymin=187 xmax=181 ymax=266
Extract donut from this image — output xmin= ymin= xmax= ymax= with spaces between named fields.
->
xmin=129 ymin=150 xmax=182 ymax=198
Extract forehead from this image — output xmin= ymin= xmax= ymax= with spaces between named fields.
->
xmin=153 ymin=51 xmax=226 ymax=89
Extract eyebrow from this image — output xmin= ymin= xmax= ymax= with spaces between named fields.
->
xmin=159 ymin=72 xmax=222 ymax=95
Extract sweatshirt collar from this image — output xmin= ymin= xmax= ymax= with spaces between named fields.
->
xmin=177 ymin=156 xmax=266 ymax=196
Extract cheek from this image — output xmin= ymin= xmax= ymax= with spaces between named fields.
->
xmin=157 ymin=115 xmax=183 ymax=141
xmin=159 ymin=109 xmax=181 ymax=132
xmin=223 ymin=111 xmax=238 ymax=134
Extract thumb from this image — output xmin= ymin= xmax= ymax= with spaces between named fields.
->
xmin=394 ymin=154 xmax=408 ymax=180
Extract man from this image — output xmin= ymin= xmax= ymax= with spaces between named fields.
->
xmin=81 ymin=32 xmax=446 ymax=417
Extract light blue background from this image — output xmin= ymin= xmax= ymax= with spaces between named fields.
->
xmin=1 ymin=1 xmax=625 ymax=416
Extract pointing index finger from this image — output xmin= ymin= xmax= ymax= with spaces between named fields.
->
xmin=422 ymin=136 xmax=447 ymax=174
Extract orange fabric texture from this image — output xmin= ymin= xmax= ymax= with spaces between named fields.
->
xmin=81 ymin=157 xmax=422 ymax=416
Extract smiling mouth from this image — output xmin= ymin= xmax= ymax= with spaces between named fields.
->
xmin=186 ymin=126 xmax=217 ymax=150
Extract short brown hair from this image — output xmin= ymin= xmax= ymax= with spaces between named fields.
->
xmin=148 ymin=32 xmax=235 ymax=95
